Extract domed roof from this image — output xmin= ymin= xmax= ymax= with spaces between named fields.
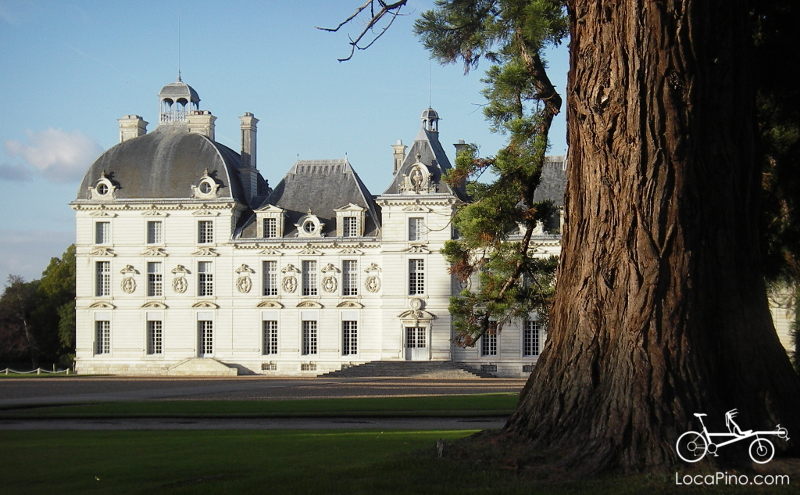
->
xmin=420 ymin=107 xmax=439 ymax=121
xmin=74 ymin=126 xmax=246 ymax=203
xmin=158 ymin=77 xmax=200 ymax=104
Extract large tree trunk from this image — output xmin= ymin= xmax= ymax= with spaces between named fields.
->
xmin=504 ymin=0 xmax=800 ymax=472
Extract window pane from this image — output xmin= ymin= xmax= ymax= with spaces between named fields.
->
xmin=302 ymin=320 xmax=317 ymax=355
xmin=409 ymin=217 xmax=424 ymax=241
xmin=342 ymin=260 xmax=358 ymax=296
xmin=147 ymin=320 xmax=162 ymax=355
xmin=95 ymin=222 xmax=110 ymax=244
xmin=264 ymin=218 xmax=278 ymax=238
xmin=481 ymin=331 xmax=497 ymax=356
xmin=263 ymin=261 xmax=278 ymax=296
xmin=302 ymin=261 xmax=317 ymax=296
xmin=263 ymin=320 xmax=278 ymax=355
xmin=342 ymin=320 xmax=357 ymax=355
xmin=96 ymin=261 xmax=110 ymax=297
xmin=343 ymin=217 xmax=357 ymax=237
xmin=147 ymin=262 xmax=162 ymax=297
xmin=95 ymin=321 xmax=110 ymax=354
xmin=524 ymin=320 xmax=541 ymax=356
xmin=147 ymin=221 xmax=162 ymax=244
xmin=199 ymin=321 xmax=213 ymax=355
xmin=409 ymin=259 xmax=424 ymax=295
xmin=198 ymin=261 xmax=213 ymax=297
xmin=198 ymin=221 xmax=213 ymax=244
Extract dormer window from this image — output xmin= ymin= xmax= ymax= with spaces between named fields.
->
xmin=334 ymin=203 xmax=366 ymax=238
xmin=255 ymin=204 xmax=285 ymax=239
xmin=89 ymin=172 xmax=117 ymax=200
xmin=296 ymin=211 xmax=325 ymax=239
xmin=191 ymin=170 xmax=220 ymax=200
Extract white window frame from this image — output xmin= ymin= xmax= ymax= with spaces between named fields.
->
xmin=95 ymin=320 xmax=110 ymax=355
xmin=409 ymin=217 xmax=425 ymax=241
xmin=263 ymin=260 xmax=278 ymax=296
xmin=263 ymin=320 xmax=278 ymax=355
xmin=96 ymin=261 xmax=111 ymax=297
xmin=302 ymin=320 xmax=318 ymax=355
xmin=302 ymin=260 xmax=317 ymax=296
xmin=481 ymin=330 xmax=498 ymax=357
xmin=198 ymin=320 xmax=214 ymax=356
xmin=342 ymin=260 xmax=358 ymax=296
xmin=342 ymin=320 xmax=358 ymax=356
xmin=147 ymin=220 xmax=163 ymax=245
xmin=263 ymin=217 xmax=278 ymax=239
xmin=523 ymin=320 xmax=543 ymax=357
xmin=147 ymin=262 xmax=163 ymax=297
xmin=342 ymin=217 xmax=358 ymax=238
xmin=95 ymin=221 xmax=110 ymax=245
xmin=198 ymin=261 xmax=214 ymax=297
xmin=198 ymin=220 xmax=214 ymax=244
xmin=408 ymin=259 xmax=425 ymax=295
xmin=147 ymin=320 xmax=163 ymax=355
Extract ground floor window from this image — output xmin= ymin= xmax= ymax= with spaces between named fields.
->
xmin=302 ymin=320 xmax=317 ymax=355
xmin=147 ymin=321 xmax=162 ymax=355
xmin=481 ymin=331 xmax=497 ymax=356
xmin=523 ymin=320 xmax=542 ymax=356
xmin=342 ymin=320 xmax=357 ymax=356
xmin=263 ymin=320 xmax=278 ymax=355
xmin=95 ymin=321 xmax=110 ymax=355
xmin=199 ymin=320 xmax=213 ymax=356
xmin=405 ymin=326 xmax=426 ymax=348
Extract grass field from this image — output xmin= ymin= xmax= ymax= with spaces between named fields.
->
xmin=0 ymin=394 xmax=519 ymax=418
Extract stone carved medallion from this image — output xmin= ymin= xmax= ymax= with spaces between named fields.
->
xmin=283 ymin=276 xmax=298 ymax=293
xmin=322 ymin=276 xmax=337 ymax=293
xmin=120 ymin=265 xmax=137 ymax=294
xmin=235 ymin=264 xmax=255 ymax=294
xmin=171 ymin=264 xmax=189 ymax=294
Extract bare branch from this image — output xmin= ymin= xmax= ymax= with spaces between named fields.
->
xmin=316 ymin=1 xmax=409 ymax=62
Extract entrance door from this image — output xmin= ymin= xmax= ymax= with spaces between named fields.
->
xmin=404 ymin=326 xmax=428 ymax=360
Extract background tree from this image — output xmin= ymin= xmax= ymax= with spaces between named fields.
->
xmin=414 ymin=0 xmax=567 ymax=344
xmin=0 ymin=275 xmax=41 ymax=368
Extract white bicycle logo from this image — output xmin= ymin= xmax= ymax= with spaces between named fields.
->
xmin=676 ymin=409 xmax=789 ymax=464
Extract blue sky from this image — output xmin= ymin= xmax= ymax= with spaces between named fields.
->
xmin=0 ymin=0 xmax=568 ymax=283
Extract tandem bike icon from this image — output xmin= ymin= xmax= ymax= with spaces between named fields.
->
xmin=676 ymin=409 xmax=789 ymax=464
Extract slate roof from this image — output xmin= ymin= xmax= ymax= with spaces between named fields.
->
xmin=240 ymin=159 xmax=381 ymax=238
xmin=73 ymin=125 xmax=250 ymax=205
xmin=383 ymin=126 xmax=467 ymax=200
xmin=534 ymin=155 xmax=566 ymax=207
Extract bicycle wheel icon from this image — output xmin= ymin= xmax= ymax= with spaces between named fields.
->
xmin=676 ymin=431 xmax=708 ymax=462
xmin=749 ymin=438 xmax=775 ymax=464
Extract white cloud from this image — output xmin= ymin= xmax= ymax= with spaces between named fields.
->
xmin=4 ymin=128 xmax=103 ymax=183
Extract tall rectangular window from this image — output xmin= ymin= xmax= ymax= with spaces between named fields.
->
xmin=199 ymin=320 xmax=213 ymax=356
xmin=96 ymin=261 xmax=111 ymax=297
xmin=263 ymin=260 xmax=278 ymax=296
xmin=523 ymin=320 xmax=542 ymax=356
xmin=263 ymin=320 xmax=278 ymax=355
xmin=147 ymin=220 xmax=163 ymax=244
xmin=95 ymin=321 xmax=110 ymax=354
xmin=302 ymin=320 xmax=317 ymax=355
xmin=405 ymin=326 xmax=426 ymax=348
xmin=95 ymin=222 xmax=110 ymax=244
xmin=409 ymin=259 xmax=425 ymax=295
xmin=263 ymin=218 xmax=278 ymax=238
xmin=342 ymin=260 xmax=358 ymax=296
xmin=342 ymin=217 xmax=357 ymax=237
xmin=302 ymin=261 xmax=317 ymax=296
xmin=198 ymin=261 xmax=213 ymax=297
xmin=198 ymin=220 xmax=213 ymax=244
xmin=481 ymin=330 xmax=497 ymax=356
xmin=342 ymin=321 xmax=358 ymax=356
xmin=147 ymin=320 xmax=162 ymax=355
xmin=147 ymin=262 xmax=163 ymax=297
xmin=409 ymin=217 xmax=424 ymax=241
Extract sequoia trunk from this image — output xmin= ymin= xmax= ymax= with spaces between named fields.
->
xmin=505 ymin=0 xmax=800 ymax=471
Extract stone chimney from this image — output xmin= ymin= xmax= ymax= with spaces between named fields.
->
xmin=453 ymin=139 xmax=469 ymax=158
xmin=392 ymin=139 xmax=407 ymax=175
xmin=186 ymin=110 xmax=216 ymax=140
xmin=239 ymin=112 xmax=259 ymax=204
xmin=118 ymin=115 xmax=148 ymax=143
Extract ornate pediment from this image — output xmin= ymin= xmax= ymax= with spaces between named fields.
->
xmin=192 ymin=247 xmax=219 ymax=256
xmin=321 ymin=263 xmax=340 ymax=274
xmin=402 ymin=205 xmax=432 ymax=212
xmin=235 ymin=264 xmax=255 ymax=274
xmin=336 ymin=301 xmax=364 ymax=309
xmin=141 ymin=301 xmax=168 ymax=309
xmin=398 ymin=309 xmax=435 ymax=322
xmin=298 ymin=243 xmax=323 ymax=255
xmin=141 ymin=207 xmax=168 ymax=217
xmin=296 ymin=301 xmax=324 ymax=309
xmin=192 ymin=301 xmax=219 ymax=309
xmin=119 ymin=265 xmax=138 ymax=275
xmin=88 ymin=301 xmax=116 ymax=309
xmin=338 ymin=247 xmax=364 ymax=255
xmin=403 ymin=244 xmax=431 ymax=254
xmin=259 ymin=247 xmax=284 ymax=256
xmin=141 ymin=248 xmax=168 ymax=257
xmin=89 ymin=247 xmax=116 ymax=257
xmin=89 ymin=209 xmax=118 ymax=217
xmin=257 ymin=300 xmax=284 ymax=309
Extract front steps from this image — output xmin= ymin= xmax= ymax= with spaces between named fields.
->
xmin=167 ymin=358 xmax=238 ymax=376
xmin=319 ymin=361 xmax=495 ymax=379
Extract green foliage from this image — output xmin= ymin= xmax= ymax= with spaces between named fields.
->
xmin=0 ymin=245 xmax=75 ymax=368
xmin=416 ymin=1 xmax=566 ymax=345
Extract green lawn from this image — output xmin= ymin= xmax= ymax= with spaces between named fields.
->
xmin=0 ymin=394 xmax=519 ymax=418
xmin=1 ymin=429 xmax=794 ymax=495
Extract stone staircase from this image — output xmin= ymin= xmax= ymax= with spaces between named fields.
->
xmin=319 ymin=361 xmax=495 ymax=379
xmin=167 ymin=358 xmax=238 ymax=376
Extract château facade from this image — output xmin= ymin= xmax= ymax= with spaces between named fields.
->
xmin=71 ymin=79 xmax=564 ymax=377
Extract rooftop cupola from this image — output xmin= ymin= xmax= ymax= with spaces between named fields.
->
xmin=158 ymin=76 xmax=200 ymax=124
xmin=420 ymin=107 xmax=440 ymax=133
